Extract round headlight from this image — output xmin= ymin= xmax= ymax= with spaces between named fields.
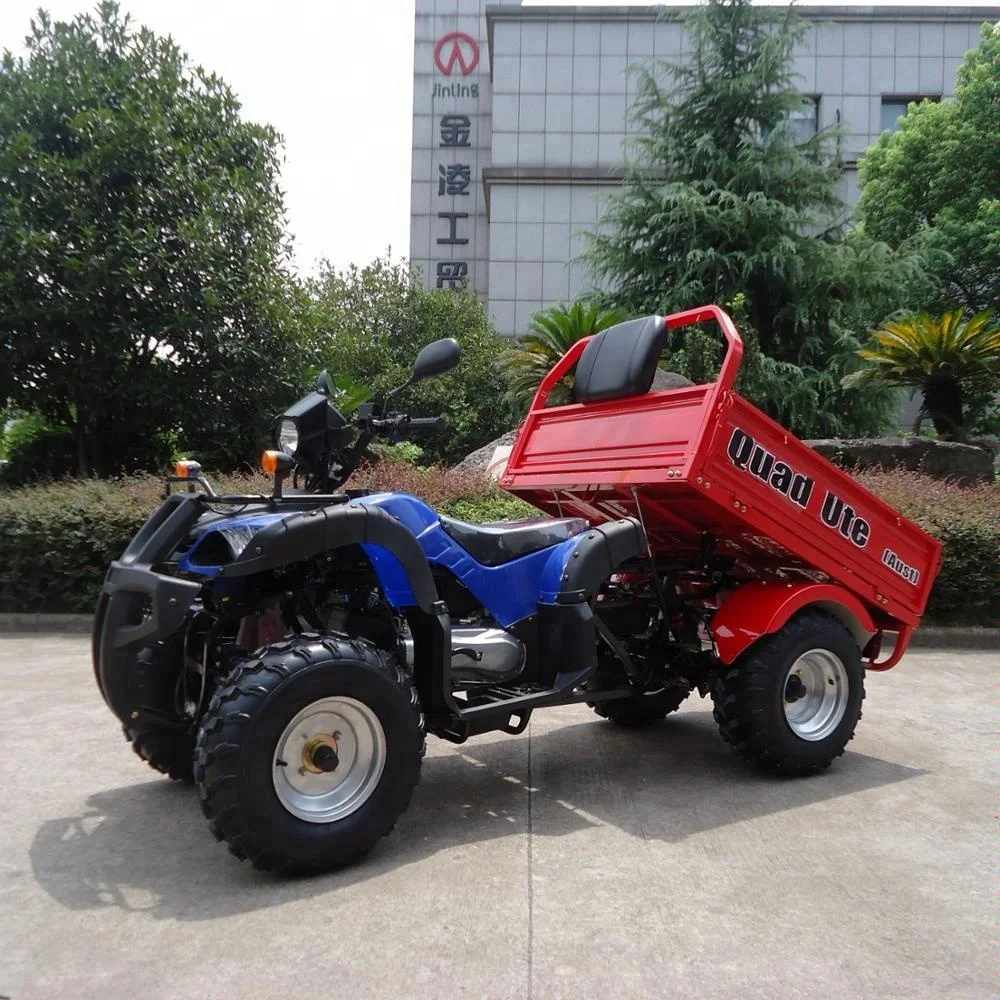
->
xmin=277 ymin=418 xmax=299 ymax=455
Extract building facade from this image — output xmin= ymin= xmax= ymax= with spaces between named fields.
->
xmin=410 ymin=2 xmax=996 ymax=336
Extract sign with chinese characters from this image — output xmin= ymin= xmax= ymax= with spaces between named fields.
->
xmin=435 ymin=115 xmax=471 ymax=284
xmin=410 ymin=0 xmax=490 ymax=299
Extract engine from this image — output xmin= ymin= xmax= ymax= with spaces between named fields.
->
xmin=403 ymin=626 xmax=525 ymax=689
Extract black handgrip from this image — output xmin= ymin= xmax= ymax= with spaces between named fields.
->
xmin=405 ymin=416 xmax=446 ymax=435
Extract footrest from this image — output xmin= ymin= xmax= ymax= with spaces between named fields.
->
xmin=454 ymin=667 xmax=593 ymax=738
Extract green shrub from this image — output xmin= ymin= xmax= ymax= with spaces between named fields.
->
xmin=0 ymin=467 xmax=993 ymax=623
xmin=0 ymin=474 xmax=273 ymax=612
xmin=443 ymin=493 xmax=539 ymax=523
xmin=0 ymin=414 xmax=77 ymax=485
xmin=0 ymin=477 xmax=152 ymax=612
xmin=857 ymin=469 xmax=998 ymax=626
xmin=355 ymin=456 xmax=536 ymax=518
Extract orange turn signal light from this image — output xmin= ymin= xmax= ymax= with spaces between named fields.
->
xmin=261 ymin=450 xmax=293 ymax=476
xmin=175 ymin=459 xmax=201 ymax=479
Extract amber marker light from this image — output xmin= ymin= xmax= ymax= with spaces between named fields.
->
xmin=261 ymin=450 xmax=294 ymax=498
xmin=261 ymin=450 xmax=294 ymax=475
xmin=175 ymin=459 xmax=201 ymax=479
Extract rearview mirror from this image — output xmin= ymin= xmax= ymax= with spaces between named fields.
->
xmin=411 ymin=338 xmax=460 ymax=384
xmin=315 ymin=371 xmax=332 ymax=395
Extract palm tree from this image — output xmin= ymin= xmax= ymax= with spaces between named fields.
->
xmin=506 ymin=301 xmax=630 ymax=410
xmin=841 ymin=309 xmax=1000 ymax=439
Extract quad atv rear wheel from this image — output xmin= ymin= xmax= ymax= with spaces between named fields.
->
xmin=711 ymin=610 xmax=865 ymax=775
xmin=195 ymin=633 xmax=425 ymax=875
xmin=591 ymin=685 xmax=690 ymax=727
xmin=124 ymin=643 xmax=195 ymax=783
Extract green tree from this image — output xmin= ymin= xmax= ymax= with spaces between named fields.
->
xmin=0 ymin=3 xmax=305 ymax=476
xmin=842 ymin=309 xmax=1000 ymax=440
xmin=585 ymin=0 xmax=914 ymax=438
xmin=506 ymin=301 xmax=629 ymax=410
xmin=308 ymin=256 xmax=510 ymax=465
xmin=858 ymin=23 xmax=1000 ymax=313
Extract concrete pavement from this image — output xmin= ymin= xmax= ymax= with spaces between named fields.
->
xmin=0 ymin=636 xmax=995 ymax=1000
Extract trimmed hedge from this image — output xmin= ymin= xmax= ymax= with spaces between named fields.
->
xmin=0 ymin=466 xmax=994 ymax=623
xmin=855 ymin=469 xmax=998 ymax=626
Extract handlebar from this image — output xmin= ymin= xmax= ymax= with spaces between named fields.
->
xmin=369 ymin=414 xmax=446 ymax=436
xmin=405 ymin=416 xmax=447 ymax=434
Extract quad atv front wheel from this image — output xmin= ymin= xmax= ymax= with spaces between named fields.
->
xmin=711 ymin=610 xmax=865 ymax=775
xmin=195 ymin=633 xmax=425 ymax=874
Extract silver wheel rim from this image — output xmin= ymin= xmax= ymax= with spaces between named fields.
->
xmin=782 ymin=649 xmax=849 ymax=742
xmin=272 ymin=697 xmax=386 ymax=824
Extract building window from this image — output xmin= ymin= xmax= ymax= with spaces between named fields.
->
xmin=762 ymin=97 xmax=818 ymax=145
xmin=880 ymin=96 xmax=940 ymax=133
xmin=789 ymin=97 xmax=819 ymax=144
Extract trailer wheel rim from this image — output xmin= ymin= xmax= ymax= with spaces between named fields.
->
xmin=272 ymin=697 xmax=386 ymax=824
xmin=782 ymin=649 xmax=849 ymax=742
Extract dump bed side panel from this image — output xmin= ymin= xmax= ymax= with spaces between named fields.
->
xmin=695 ymin=395 xmax=942 ymax=623
xmin=502 ymin=385 xmax=714 ymax=487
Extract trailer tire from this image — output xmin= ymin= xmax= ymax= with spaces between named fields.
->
xmin=591 ymin=686 xmax=689 ymax=727
xmin=195 ymin=633 xmax=425 ymax=875
xmin=711 ymin=610 xmax=865 ymax=775
xmin=124 ymin=643 xmax=195 ymax=783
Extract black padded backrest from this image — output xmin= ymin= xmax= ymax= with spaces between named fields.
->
xmin=573 ymin=316 xmax=668 ymax=404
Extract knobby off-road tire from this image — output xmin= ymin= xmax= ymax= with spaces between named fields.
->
xmin=711 ymin=610 xmax=865 ymax=776
xmin=592 ymin=685 xmax=690 ymax=728
xmin=124 ymin=643 xmax=195 ymax=783
xmin=195 ymin=633 xmax=425 ymax=875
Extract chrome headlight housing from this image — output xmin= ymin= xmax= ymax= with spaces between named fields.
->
xmin=277 ymin=418 xmax=299 ymax=455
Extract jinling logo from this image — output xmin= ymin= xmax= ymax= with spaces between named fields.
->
xmin=434 ymin=32 xmax=480 ymax=76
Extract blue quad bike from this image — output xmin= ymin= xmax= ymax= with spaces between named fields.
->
xmin=93 ymin=337 xmax=704 ymax=875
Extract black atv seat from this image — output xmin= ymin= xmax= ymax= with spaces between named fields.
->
xmin=439 ymin=515 xmax=588 ymax=567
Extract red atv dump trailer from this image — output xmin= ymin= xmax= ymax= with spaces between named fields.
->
xmin=502 ymin=305 xmax=942 ymax=768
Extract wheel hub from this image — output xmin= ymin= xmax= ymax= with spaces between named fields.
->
xmin=782 ymin=649 xmax=849 ymax=742
xmin=784 ymin=673 xmax=808 ymax=704
xmin=301 ymin=733 xmax=341 ymax=774
xmin=273 ymin=697 xmax=386 ymax=823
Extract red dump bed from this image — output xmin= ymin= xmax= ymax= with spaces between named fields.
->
xmin=501 ymin=305 xmax=942 ymax=630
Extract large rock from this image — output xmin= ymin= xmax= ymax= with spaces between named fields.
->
xmin=651 ymin=369 xmax=695 ymax=391
xmin=452 ymin=429 xmax=520 ymax=478
xmin=806 ymin=437 xmax=994 ymax=487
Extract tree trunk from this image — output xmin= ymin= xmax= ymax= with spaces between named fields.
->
xmin=75 ymin=418 xmax=90 ymax=477
xmin=923 ymin=375 xmax=965 ymax=441
xmin=93 ymin=412 xmax=113 ymax=478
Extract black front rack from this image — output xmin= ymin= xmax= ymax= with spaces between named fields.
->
xmin=163 ymin=473 xmax=365 ymax=509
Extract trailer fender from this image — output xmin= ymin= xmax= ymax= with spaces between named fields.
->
xmin=712 ymin=581 xmax=877 ymax=664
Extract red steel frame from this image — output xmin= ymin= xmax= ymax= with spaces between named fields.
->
xmin=501 ymin=305 xmax=943 ymax=669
